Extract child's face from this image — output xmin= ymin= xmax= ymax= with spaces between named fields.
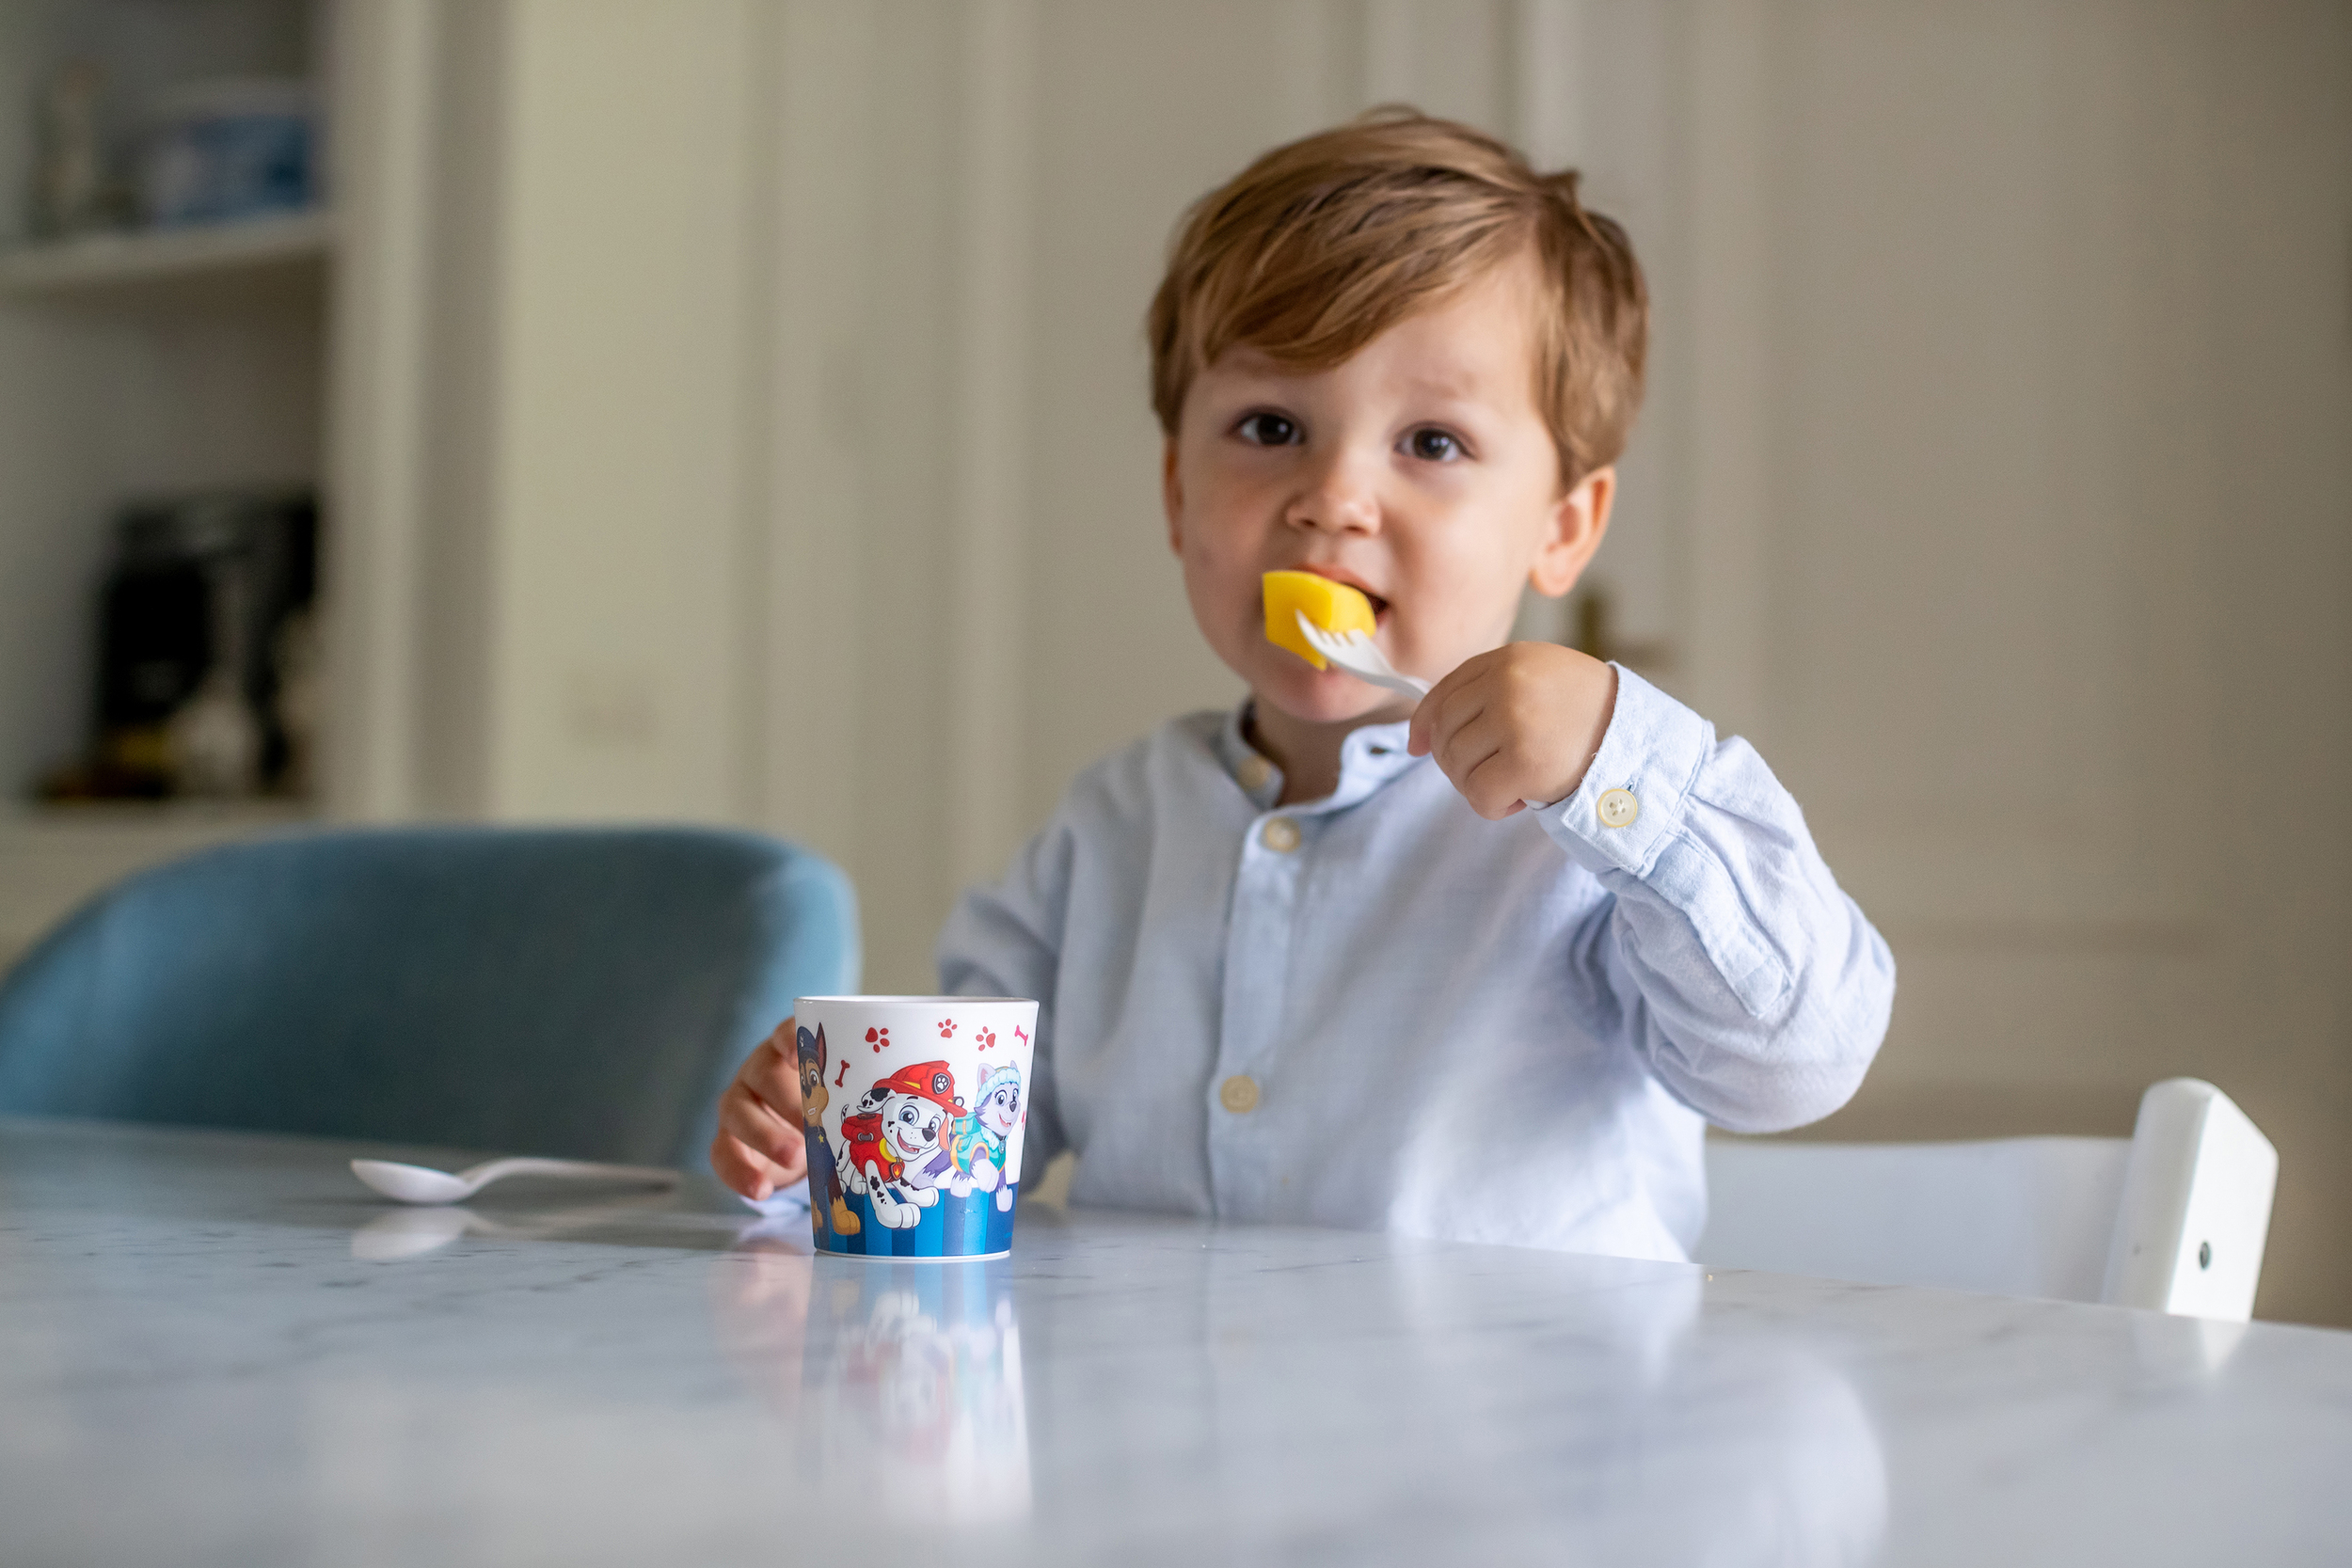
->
xmin=1163 ymin=255 xmax=1610 ymax=726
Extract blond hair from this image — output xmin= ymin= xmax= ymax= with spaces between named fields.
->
xmin=1148 ymin=108 xmax=1647 ymax=487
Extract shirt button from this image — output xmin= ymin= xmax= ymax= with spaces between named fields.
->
xmin=1597 ymin=787 xmax=1640 ymax=830
xmin=1236 ymin=755 xmax=1271 ymax=791
xmin=1219 ymin=1074 xmax=1261 ymax=1114
xmin=1260 ymin=816 xmax=1302 ymax=853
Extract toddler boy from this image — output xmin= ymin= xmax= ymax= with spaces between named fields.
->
xmin=714 ymin=111 xmax=1894 ymax=1260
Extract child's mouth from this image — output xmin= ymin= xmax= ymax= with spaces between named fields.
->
xmin=1294 ymin=569 xmax=1391 ymax=624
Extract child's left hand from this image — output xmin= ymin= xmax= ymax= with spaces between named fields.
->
xmin=1406 ymin=642 xmax=1617 ymax=819
xmin=710 ymin=1017 xmax=809 ymax=1202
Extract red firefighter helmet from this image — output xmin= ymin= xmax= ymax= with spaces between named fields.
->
xmin=870 ymin=1060 xmax=963 ymax=1117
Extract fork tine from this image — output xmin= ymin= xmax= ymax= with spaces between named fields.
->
xmin=1297 ymin=615 xmax=1349 ymax=648
xmin=1300 ymin=611 xmax=1371 ymax=663
xmin=1294 ymin=610 xmax=1427 ymax=696
xmin=1300 ymin=620 xmax=1351 ymax=669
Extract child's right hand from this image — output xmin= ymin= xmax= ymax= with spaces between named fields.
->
xmin=710 ymin=1016 xmax=808 ymax=1201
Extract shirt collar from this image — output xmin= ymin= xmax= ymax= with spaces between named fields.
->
xmin=1217 ymin=701 xmax=1423 ymax=816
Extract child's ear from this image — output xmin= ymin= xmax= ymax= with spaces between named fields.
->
xmin=1161 ymin=436 xmax=1185 ymax=556
xmin=1529 ymin=465 xmax=1615 ymax=598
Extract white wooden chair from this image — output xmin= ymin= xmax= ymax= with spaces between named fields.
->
xmin=1696 ymin=1079 xmax=2279 ymax=1321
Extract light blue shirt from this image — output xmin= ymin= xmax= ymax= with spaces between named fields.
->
xmin=937 ymin=668 xmax=1895 ymax=1261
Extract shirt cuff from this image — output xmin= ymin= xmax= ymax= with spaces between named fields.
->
xmin=1535 ymin=665 xmax=1715 ymax=879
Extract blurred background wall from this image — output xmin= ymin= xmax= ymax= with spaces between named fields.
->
xmin=0 ymin=0 xmax=2344 ymax=1323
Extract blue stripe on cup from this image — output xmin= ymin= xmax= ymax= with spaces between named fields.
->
xmin=817 ymin=1184 xmax=1018 ymax=1259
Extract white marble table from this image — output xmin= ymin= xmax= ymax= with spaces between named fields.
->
xmin=4 ymin=1117 xmax=2347 ymax=1565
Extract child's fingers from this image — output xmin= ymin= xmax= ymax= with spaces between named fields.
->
xmin=1406 ymin=692 xmax=1437 ymax=755
xmin=1457 ymin=745 xmax=1534 ymax=819
xmin=1434 ymin=677 xmax=1571 ymax=817
xmin=1406 ymin=656 xmax=1485 ymax=755
xmin=737 ymin=1018 xmax=806 ymax=1123
xmin=720 ymin=1080 xmax=807 ymax=1170
xmin=1435 ymin=714 xmax=1523 ymax=818
xmin=1414 ymin=677 xmax=1493 ymax=773
xmin=708 ymin=1131 xmax=763 ymax=1198
xmin=744 ymin=1046 xmax=804 ymax=1124
xmin=732 ymin=1124 xmax=805 ymax=1193
xmin=710 ymin=1130 xmax=800 ymax=1202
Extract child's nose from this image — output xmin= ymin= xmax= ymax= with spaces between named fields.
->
xmin=1285 ymin=448 xmax=1382 ymax=535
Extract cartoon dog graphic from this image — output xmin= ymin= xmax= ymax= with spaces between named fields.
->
xmin=836 ymin=1061 xmax=964 ymax=1230
xmin=796 ymin=1024 xmax=859 ymax=1236
xmin=935 ymin=1063 xmax=1025 ymax=1212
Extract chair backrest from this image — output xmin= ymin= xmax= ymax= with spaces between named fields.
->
xmin=0 ymin=826 xmax=858 ymax=1171
xmin=1697 ymin=1079 xmax=2278 ymax=1321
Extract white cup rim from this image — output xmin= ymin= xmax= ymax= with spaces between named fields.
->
xmin=796 ymin=995 xmax=1034 ymax=1006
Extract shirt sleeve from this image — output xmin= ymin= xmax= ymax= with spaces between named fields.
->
xmin=935 ymin=816 xmax=1075 ymax=1169
xmin=1534 ymin=666 xmax=1896 ymax=1133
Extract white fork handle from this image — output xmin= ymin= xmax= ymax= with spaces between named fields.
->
xmin=1343 ymin=665 xmax=1427 ymax=698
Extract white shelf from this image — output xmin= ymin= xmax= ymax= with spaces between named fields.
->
xmin=0 ymin=210 xmax=333 ymax=295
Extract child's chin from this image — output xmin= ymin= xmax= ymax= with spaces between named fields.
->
xmin=1257 ymin=666 xmax=1405 ymax=725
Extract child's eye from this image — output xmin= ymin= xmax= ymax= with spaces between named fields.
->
xmin=1235 ymin=411 xmax=1301 ymax=447
xmin=1405 ymin=427 xmax=1466 ymax=462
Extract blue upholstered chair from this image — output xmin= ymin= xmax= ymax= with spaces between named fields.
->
xmin=0 ymin=827 xmax=857 ymax=1171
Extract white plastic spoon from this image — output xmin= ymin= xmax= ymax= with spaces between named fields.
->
xmin=350 ymin=1156 xmax=679 ymax=1206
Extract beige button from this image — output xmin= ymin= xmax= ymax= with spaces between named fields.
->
xmin=1260 ymin=816 xmax=1302 ymax=852
xmin=1597 ymin=787 xmax=1640 ymax=830
xmin=1236 ymin=755 xmax=1272 ymax=791
xmin=1219 ymin=1074 xmax=1261 ymax=1114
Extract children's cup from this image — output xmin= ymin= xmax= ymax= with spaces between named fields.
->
xmin=793 ymin=996 xmax=1039 ymax=1260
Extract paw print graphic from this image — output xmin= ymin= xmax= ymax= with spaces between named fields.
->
xmin=937 ymin=1017 xmax=957 ymax=1038
xmin=865 ymin=1025 xmax=890 ymax=1053
xmin=976 ymin=1027 xmax=996 ymax=1051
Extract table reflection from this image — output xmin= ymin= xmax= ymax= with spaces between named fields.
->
xmin=347 ymin=1195 xmax=683 ymax=1260
xmin=712 ymin=1245 xmax=1032 ymax=1526
xmin=1393 ymin=1260 xmax=1886 ymax=1563
xmin=1041 ymin=1247 xmax=1889 ymax=1561
xmin=356 ymin=1196 xmax=1870 ymax=1555
xmin=808 ymin=1262 xmax=1031 ymax=1523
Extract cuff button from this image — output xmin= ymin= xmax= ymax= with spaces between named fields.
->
xmin=1597 ymin=787 xmax=1640 ymax=830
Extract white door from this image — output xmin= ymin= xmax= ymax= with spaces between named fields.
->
xmin=1667 ymin=0 xmax=2351 ymax=1326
